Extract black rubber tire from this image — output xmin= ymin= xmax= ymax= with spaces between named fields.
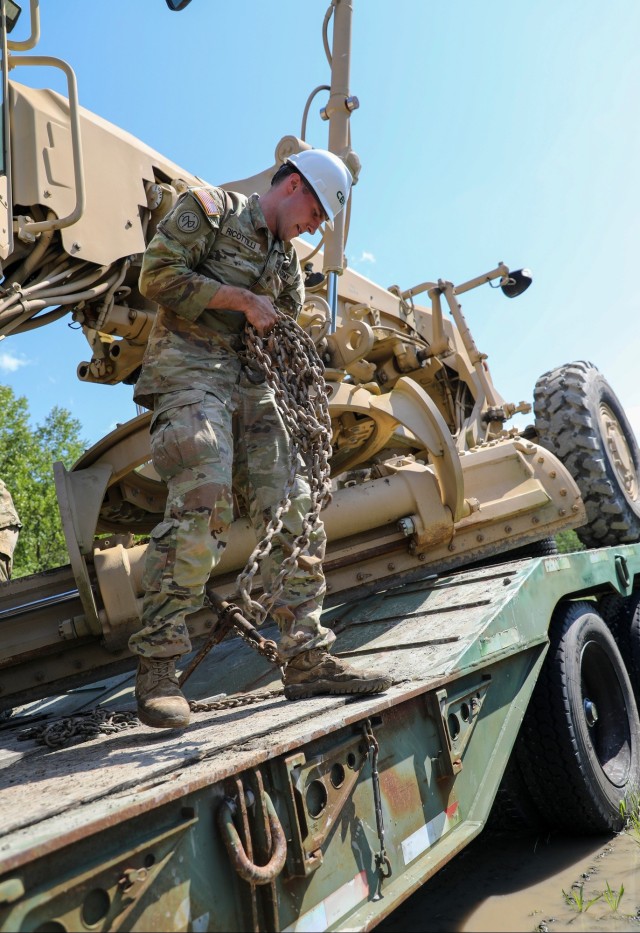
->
xmin=467 ymin=537 xmax=558 ymax=571
xmin=513 ymin=600 xmax=640 ymax=833
xmin=511 ymin=536 xmax=558 ymax=558
xmin=533 ymin=361 xmax=640 ymax=548
xmin=598 ymin=591 xmax=640 ymax=700
xmin=488 ymin=751 xmax=546 ymax=834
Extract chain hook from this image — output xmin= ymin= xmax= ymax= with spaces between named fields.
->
xmin=364 ymin=719 xmax=393 ymax=899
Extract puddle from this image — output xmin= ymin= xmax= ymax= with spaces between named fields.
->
xmin=376 ymin=827 xmax=640 ymax=932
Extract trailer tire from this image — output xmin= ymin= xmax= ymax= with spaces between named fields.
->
xmin=533 ymin=360 xmax=640 ymax=548
xmin=599 ymin=591 xmax=640 ymax=699
xmin=488 ymin=753 xmax=546 ymax=833
xmin=515 ymin=600 xmax=640 ymax=833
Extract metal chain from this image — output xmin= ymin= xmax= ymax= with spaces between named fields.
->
xmin=230 ymin=610 xmax=280 ymax=666
xmin=364 ymin=719 xmax=393 ymax=899
xmin=18 ymin=689 xmax=287 ymax=750
xmin=18 ymin=318 xmax=330 ymax=752
xmin=234 ymin=314 xmax=333 ymax=626
xmin=18 ymin=708 xmax=140 ymax=749
xmin=190 ymin=687 xmax=284 ymax=713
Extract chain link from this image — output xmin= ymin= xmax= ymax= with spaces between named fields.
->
xmin=19 ymin=318 xmax=330 ymax=750
xmin=17 ymin=688 xmax=287 ymax=750
xmin=364 ymin=719 xmax=393 ymax=899
xmin=231 ymin=618 xmax=280 ymax=666
xmin=18 ymin=709 xmax=140 ymax=749
xmin=234 ymin=314 xmax=333 ymax=626
xmin=190 ymin=687 xmax=285 ymax=713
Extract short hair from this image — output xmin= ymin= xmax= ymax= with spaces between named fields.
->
xmin=271 ymin=162 xmax=298 ymax=187
xmin=270 ymin=161 xmax=325 ymax=219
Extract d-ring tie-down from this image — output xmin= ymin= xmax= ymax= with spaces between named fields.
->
xmin=217 ymin=790 xmax=287 ymax=884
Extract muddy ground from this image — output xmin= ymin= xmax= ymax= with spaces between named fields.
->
xmin=376 ymin=826 xmax=640 ymax=932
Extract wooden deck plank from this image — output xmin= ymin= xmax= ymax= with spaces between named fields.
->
xmin=0 ymin=559 xmax=529 ymax=863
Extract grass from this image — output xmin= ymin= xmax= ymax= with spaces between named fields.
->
xmin=556 ymin=794 xmax=640 ymax=922
xmin=561 ymin=883 xmax=602 ymax=913
xmin=602 ymin=881 xmax=625 ymax=913
xmin=620 ymin=788 xmax=640 ymax=846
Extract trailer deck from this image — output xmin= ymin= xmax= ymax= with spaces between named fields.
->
xmin=1 ymin=548 xmax=637 ymax=931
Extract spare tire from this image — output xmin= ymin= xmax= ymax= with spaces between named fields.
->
xmin=534 ymin=360 xmax=640 ymax=547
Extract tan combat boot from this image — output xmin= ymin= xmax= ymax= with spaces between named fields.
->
xmin=135 ymin=657 xmax=191 ymax=729
xmin=283 ymin=648 xmax=392 ymax=701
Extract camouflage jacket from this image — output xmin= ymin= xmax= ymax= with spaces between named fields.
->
xmin=0 ymin=479 xmax=21 ymax=559
xmin=134 ymin=186 xmax=304 ymax=410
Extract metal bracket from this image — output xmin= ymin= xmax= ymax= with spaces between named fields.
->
xmin=425 ymin=676 xmax=491 ymax=780
xmin=276 ymin=732 xmax=370 ymax=877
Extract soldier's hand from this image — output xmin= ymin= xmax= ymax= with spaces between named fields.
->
xmin=244 ymin=294 xmax=278 ymax=336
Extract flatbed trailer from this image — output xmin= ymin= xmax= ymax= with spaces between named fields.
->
xmin=2 ymin=544 xmax=640 ymax=932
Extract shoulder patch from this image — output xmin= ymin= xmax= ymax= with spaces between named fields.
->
xmin=176 ymin=209 xmax=201 ymax=233
xmin=192 ymin=187 xmax=222 ymax=217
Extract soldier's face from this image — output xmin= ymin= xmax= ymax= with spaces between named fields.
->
xmin=277 ymin=175 xmax=326 ymax=241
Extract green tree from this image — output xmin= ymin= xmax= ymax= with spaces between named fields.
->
xmin=555 ymin=528 xmax=586 ymax=554
xmin=0 ymin=385 xmax=87 ymax=577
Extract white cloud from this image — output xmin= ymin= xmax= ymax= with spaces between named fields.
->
xmin=348 ymin=250 xmax=376 ymax=268
xmin=0 ymin=350 xmax=28 ymax=373
xmin=358 ymin=251 xmax=376 ymax=265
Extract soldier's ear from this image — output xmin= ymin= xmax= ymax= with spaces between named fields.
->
xmin=287 ymin=172 xmax=302 ymax=193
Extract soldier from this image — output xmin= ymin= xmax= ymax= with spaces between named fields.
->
xmin=129 ymin=149 xmax=391 ymax=729
xmin=0 ymin=479 xmax=21 ymax=583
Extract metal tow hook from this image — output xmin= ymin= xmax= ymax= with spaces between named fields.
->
xmin=218 ymin=789 xmax=287 ymax=885
xmin=179 ymin=587 xmax=280 ymax=689
xmin=364 ymin=719 xmax=392 ymax=900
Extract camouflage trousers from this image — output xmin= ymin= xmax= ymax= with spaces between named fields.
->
xmin=0 ymin=528 xmax=18 ymax=583
xmin=128 ymin=374 xmax=335 ymax=662
xmin=0 ymin=555 xmax=10 ymax=584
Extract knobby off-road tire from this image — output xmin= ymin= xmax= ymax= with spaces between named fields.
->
xmin=534 ymin=360 xmax=640 ymax=548
xmin=514 ymin=601 xmax=640 ymax=833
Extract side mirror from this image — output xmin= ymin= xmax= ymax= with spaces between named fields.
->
xmin=3 ymin=0 xmax=22 ymax=33
xmin=501 ymin=268 xmax=532 ymax=298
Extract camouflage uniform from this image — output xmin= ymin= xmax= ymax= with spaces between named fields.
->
xmin=0 ymin=479 xmax=21 ymax=583
xmin=128 ymin=186 xmax=335 ymax=662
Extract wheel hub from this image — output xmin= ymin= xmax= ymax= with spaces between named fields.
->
xmin=583 ymin=697 xmax=599 ymax=727
xmin=598 ymin=402 xmax=639 ymax=499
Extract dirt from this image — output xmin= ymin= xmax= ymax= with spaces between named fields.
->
xmin=376 ymin=827 xmax=640 ymax=932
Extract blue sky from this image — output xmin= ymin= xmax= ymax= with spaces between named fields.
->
xmin=2 ymin=0 xmax=640 ymax=449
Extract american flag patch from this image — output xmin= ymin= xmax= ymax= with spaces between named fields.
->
xmin=192 ymin=187 xmax=220 ymax=216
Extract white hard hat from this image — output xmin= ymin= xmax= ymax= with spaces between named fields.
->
xmin=286 ymin=149 xmax=352 ymax=230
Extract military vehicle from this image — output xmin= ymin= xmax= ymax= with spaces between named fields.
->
xmin=2 ymin=1 xmax=640 ymax=930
